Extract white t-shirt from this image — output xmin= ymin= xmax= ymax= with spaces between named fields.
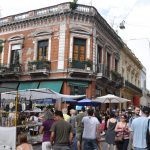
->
xmin=29 ymin=116 xmax=39 ymax=131
xmin=82 ymin=116 xmax=99 ymax=139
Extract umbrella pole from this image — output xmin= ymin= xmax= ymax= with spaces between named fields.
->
xmin=109 ymin=99 xmax=111 ymax=112
xmin=119 ymin=103 xmax=121 ymax=110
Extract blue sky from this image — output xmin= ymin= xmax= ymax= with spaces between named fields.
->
xmin=0 ymin=0 xmax=150 ymax=89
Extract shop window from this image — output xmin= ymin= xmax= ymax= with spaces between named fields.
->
xmin=37 ymin=40 xmax=48 ymax=60
xmin=70 ymin=86 xmax=86 ymax=95
xmin=11 ymin=44 xmax=22 ymax=64
xmin=73 ymin=38 xmax=86 ymax=61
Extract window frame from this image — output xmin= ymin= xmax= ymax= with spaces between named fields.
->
xmin=73 ymin=37 xmax=86 ymax=62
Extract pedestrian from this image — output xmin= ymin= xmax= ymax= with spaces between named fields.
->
xmin=69 ymin=109 xmax=77 ymax=150
xmin=82 ymin=109 xmax=99 ymax=150
xmin=94 ymin=110 xmax=103 ymax=150
xmin=131 ymin=106 xmax=150 ymax=150
xmin=62 ymin=108 xmax=70 ymax=122
xmin=105 ymin=112 xmax=117 ymax=150
xmin=29 ymin=112 xmax=39 ymax=136
xmin=75 ymin=107 xmax=86 ymax=150
xmin=115 ymin=114 xmax=130 ymax=150
xmin=39 ymin=110 xmax=55 ymax=150
xmin=128 ymin=107 xmax=140 ymax=150
xmin=50 ymin=110 xmax=73 ymax=150
xmin=128 ymin=107 xmax=140 ymax=128
xmin=16 ymin=133 xmax=33 ymax=150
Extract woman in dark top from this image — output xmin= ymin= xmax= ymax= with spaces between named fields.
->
xmin=105 ymin=112 xmax=117 ymax=150
xmin=39 ymin=110 xmax=55 ymax=150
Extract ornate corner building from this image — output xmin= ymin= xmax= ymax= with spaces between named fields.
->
xmin=0 ymin=2 xmax=143 ymax=108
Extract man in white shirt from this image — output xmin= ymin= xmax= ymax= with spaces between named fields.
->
xmin=131 ymin=106 xmax=150 ymax=150
xmin=82 ymin=109 xmax=99 ymax=150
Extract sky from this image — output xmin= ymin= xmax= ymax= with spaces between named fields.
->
xmin=0 ymin=0 xmax=150 ymax=90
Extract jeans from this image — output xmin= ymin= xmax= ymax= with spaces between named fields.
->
xmin=83 ymin=139 xmax=98 ymax=150
xmin=116 ymin=139 xmax=129 ymax=150
xmin=52 ymin=145 xmax=70 ymax=150
xmin=134 ymin=148 xmax=148 ymax=150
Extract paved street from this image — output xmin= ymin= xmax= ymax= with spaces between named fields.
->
xmin=33 ymin=140 xmax=109 ymax=150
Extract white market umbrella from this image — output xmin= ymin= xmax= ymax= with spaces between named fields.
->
xmin=93 ymin=94 xmax=130 ymax=103
xmin=93 ymin=94 xmax=130 ymax=110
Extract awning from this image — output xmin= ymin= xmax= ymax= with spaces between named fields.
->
xmin=0 ymin=82 xmax=18 ymax=92
xmin=68 ymin=81 xmax=89 ymax=87
xmin=18 ymin=82 xmax=39 ymax=90
xmin=39 ymin=81 xmax=63 ymax=93
xmin=1 ymin=88 xmax=85 ymax=100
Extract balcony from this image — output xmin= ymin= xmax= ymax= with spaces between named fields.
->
xmin=96 ymin=64 xmax=110 ymax=79
xmin=125 ymin=80 xmax=142 ymax=94
xmin=110 ymin=70 xmax=124 ymax=88
xmin=28 ymin=60 xmax=50 ymax=76
xmin=68 ymin=60 xmax=93 ymax=77
xmin=0 ymin=63 xmax=22 ymax=78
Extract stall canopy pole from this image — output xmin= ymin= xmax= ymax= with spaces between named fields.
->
xmin=15 ymin=90 xmax=19 ymax=127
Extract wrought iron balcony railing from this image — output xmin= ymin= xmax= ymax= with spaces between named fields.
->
xmin=69 ymin=60 xmax=92 ymax=71
xmin=97 ymin=63 xmax=110 ymax=79
xmin=125 ymin=80 xmax=142 ymax=94
xmin=110 ymin=70 xmax=124 ymax=88
xmin=28 ymin=60 xmax=51 ymax=72
xmin=0 ymin=63 xmax=22 ymax=75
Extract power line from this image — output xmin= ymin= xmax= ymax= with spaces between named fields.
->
xmin=122 ymin=0 xmax=139 ymax=21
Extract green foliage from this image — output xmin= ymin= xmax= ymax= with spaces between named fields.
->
xmin=70 ymin=0 xmax=78 ymax=10
xmin=85 ymin=59 xmax=92 ymax=67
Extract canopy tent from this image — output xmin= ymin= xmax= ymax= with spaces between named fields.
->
xmin=62 ymin=98 xmax=77 ymax=103
xmin=1 ymin=88 xmax=86 ymax=101
xmin=77 ymin=98 xmax=99 ymax=106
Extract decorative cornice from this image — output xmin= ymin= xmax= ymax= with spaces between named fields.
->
xmin=0 ymin=2 xmax=123 ymax=49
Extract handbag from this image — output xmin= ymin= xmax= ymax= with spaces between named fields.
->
xmin=115 ymin=134 xmax=123 ymax=142
xmin=146 ymin=119 xmax=150 ymax=149
xmin=115 ymin=123 xmax=127 ymax=142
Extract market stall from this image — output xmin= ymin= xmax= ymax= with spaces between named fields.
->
xmin=0 ymin=88 xmax=85 ymax=149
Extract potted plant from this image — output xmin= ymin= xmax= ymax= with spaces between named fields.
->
xmin=85 ymin=59 xmax=92 ymax=70
xmin=70 ymin=0 xmax=78 ymax=10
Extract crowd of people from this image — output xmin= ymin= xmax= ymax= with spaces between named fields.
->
xmin=16 ymin=105 xmax=150 ymax=150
